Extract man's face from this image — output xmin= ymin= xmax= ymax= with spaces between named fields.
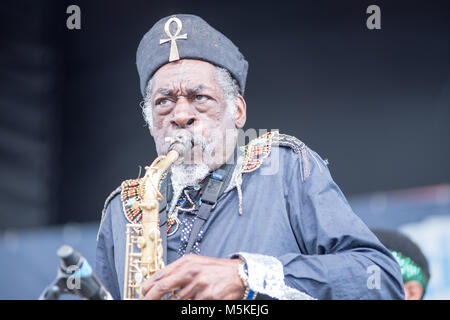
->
xmin=404 ymin=280 xmax=424 ymax=300
xmin=149 ymin=59 xmax=245 ymax=170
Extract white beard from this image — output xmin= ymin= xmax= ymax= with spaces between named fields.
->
xmin=169 ymin=163 xmax=211 ymax=213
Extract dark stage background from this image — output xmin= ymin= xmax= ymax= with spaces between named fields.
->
xmin=0 ymin=0 xmax=449 ymax=299
xmin=1 ymin=0 xmax=449 ymax=230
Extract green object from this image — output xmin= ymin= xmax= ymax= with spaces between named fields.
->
xmin=390 ymin=250 xmax=429 ymax=291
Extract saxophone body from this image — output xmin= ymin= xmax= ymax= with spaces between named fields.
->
xmin=123 ymin=133 xmax=191 ymax=299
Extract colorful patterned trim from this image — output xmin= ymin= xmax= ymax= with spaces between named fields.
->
xmin=120 ymin=174 xmax=176 ymax=231
xmin=274 ymin=133 xmax=324 ymax=181
xmin=240 ymin=131 xmax=275 ymax=173
xmin=234 ymin=131 xmax=275 ymax=215
xmin=232 ymin=131 xmax=321 ymax=215
xmin=121 ymin=178 xmax=144 ymax=224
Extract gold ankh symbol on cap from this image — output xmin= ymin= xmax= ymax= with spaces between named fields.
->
xmin=159 ymin=16 xmax=187 ymax=62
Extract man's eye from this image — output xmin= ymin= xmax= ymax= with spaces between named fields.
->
xmin=156 ymin=98 xmax=170 ymax=106
xmin=195 ymin=95 xmax=208 ymax=101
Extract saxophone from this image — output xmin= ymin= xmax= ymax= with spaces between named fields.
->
xmin=123 ymin=132 xmax=192 ymax=299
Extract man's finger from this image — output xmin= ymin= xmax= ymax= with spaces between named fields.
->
xmin=142 ymin=255 xmax=198 ymax=295
xmin=168 ymin=278 xmax=200 ymax=300
xmin=143 ymin=273 xmax=188 ymax=300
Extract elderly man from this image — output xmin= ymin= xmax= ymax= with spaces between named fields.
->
xmin=95 ymin=14 xmax=405 ymax=300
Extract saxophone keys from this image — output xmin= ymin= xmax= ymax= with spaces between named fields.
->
xmin=134 ymin=271 xmax=144 ymax=284
xmin=140 ymin=266 xmax=149 ymax=277
xmin=137 ymin=236 xmax=146 ymax=248
xmin=148 ymin=229 xmax=159 ymax=240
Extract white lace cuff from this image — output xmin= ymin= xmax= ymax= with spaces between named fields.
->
xmin=233 ymin=252 xmax=316 ymax=300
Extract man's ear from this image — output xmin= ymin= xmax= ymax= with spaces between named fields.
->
xmin=234 ymin=94 xmax=247 ymax=129
xmin=404 ymin=281 xmax=424 ymax=300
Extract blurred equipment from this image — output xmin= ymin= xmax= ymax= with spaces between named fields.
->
xmin=39 ymin=245 xmax=112 ymax=300
xmin=372 ymin=228 xmax=430 ymax=300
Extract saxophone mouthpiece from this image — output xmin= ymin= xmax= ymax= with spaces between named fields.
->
xmin=166 ymin=131 xmax=193 ymax=159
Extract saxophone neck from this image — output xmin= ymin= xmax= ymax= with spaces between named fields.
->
xmin=166 ymin=149 xmax=180 ymax=164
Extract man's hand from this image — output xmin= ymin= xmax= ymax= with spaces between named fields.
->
xmin=141 ymin=254 xmax=245 ymax=300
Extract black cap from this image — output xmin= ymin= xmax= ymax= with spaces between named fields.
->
xmin=136 ymin=14 xmax=248 ymax=97
xmin=372 ymin=228 xmax=430 ymax=282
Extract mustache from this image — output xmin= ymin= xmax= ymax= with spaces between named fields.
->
xmin=164 ymin=129 xmax=212 ymax=155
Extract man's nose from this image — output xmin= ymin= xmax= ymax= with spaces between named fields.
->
xmin=171 ymin=97 xmax=197 ymax=128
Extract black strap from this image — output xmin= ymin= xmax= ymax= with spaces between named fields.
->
xmin=184 ymin=162 xmax=235 ymax=254
xmin=184 ymin=202 xmax=213 ymax=254
xmin=159 ymin=201 xmax=168 ymax=265
xmin=158 ymin=178 xmax=171 ymax=265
